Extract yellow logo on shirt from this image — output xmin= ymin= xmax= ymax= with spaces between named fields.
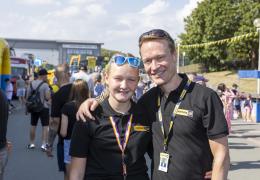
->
xmin=133 ymin=125 xmax=150 ymax=132
xmin=176 ymin=109 xmax=193 ymax=118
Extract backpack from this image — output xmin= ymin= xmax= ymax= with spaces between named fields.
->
xmin=26 ymin=81 xmax=45 ymax=113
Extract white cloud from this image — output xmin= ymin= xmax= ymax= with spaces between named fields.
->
xmin=18 ymin=0 xmax=58 ymax=5
xmin=176 ymin=0 xmax=203 ymax=21
xmin=140 ymin=0 xmax=169 ymax=16
xmin=84 ymin=4 xmax=107 ymax=17
xmin=49 ymin=6 xmax=80 ymax=18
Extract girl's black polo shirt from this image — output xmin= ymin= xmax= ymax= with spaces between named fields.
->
xmin=70 ymin=97 xmax=152 ymax=180
xmin=138 ymin=73 xmax=229 ymax=180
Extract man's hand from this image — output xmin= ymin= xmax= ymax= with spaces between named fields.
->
xmin=76 ymin=98 xmax=99 ymax=121
xmin=204 ymin=170 xmax=212 ymax=179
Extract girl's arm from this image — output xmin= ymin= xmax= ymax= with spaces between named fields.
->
xmin=70 ymin=157 xmax=87 ymax=180
xmin=60 ymin=114 xmax=68 ymax=137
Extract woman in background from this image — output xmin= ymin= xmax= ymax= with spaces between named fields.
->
xmin=60 ymin=79 xmax=89 ymax=178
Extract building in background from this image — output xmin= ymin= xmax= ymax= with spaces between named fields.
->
xmin=5 ymin=38 xmax=103 ymax=66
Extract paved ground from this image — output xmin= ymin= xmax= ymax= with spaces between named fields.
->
xmin=3 ymin=101 xmax=260 ymax=180
xmin=228 ymin=119 xmax=260 ymax=180
xmin=4 ymin=104 xmax=63 ymax=180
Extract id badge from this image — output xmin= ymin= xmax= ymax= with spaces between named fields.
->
xmin=158 ymin=152 xmax=170 ymax=172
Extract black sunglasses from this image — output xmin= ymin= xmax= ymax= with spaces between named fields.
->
xmin=138 ymin=29 xmax=175 ymax=45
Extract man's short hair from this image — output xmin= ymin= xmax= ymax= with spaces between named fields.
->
xmin=55 ymin=63 xmax=70 ymax=82
xmin=138 ymin=29 xmax=175 ymax=52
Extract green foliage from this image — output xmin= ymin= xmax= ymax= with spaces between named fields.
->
xmin=179 ymin=0 xmax=260 ymax=71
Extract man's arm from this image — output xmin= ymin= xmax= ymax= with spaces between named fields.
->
xmin=70 ymin=157 xmax=87 ymax=180
xmin=48 ymin=117 xmax=60 ymax=147
xmin=209 ymin=136 xmax=230 ymax=180
xmin=60 ymin=114 xmax=68 ymax=137
xmin=76 ymin=89 xmax=109 ymax=121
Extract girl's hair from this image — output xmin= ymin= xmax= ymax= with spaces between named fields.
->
xmin=217 ymin=83 xmax=226 ymax=92
xmin=69 ymin=79 xmax=89 ymax=109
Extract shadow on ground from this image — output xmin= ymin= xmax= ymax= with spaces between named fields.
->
xmin=230 ymin=160 xmax=260 ymax=171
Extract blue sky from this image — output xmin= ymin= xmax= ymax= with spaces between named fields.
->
xmin=0 ymin=0 xmax=202 ymax=56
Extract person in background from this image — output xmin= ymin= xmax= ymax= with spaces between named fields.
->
xmin=71 ymin=64 xmax=94 ymax=97
xmin=16 ymin=75 xmax=26 ymax=107
xmin=93 ymin=73 xmax=104 ymax=98
xmin=243 ymin=94 xmax=253 ymax=122
xmin=46 ymin=63 xmax=72 ymax=180
xmin=0 ymin=89 xmax=12 ymax=180
xmin=60 ymin=79 xmax=89 ymax=179
xmin=217 ymin=83 xmax=234 ymax=133
xmin=231 ymin=83 xmax=241 ymax=120
xmin=4 ymin=78 xmax=14 ymax=112
xmin=26 ymin=69 xmax=51 ymax=150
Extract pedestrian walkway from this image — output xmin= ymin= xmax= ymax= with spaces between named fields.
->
xmin=228 ymin=119 xmax=260 ymax=180
xmin=4 ymin=102 xmax=62 ymax=180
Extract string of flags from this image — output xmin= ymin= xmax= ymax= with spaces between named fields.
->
xmin=179 ymin=32 xmax=258 ymax=49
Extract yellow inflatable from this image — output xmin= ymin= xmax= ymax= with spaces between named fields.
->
xmin=0 ymin=38 xmax=11 ymax=90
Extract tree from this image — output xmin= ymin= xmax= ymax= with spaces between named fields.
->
xmin=179 ymin=0 xmax=260 ymax=71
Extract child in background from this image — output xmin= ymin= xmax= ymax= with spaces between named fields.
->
xmin=60 ymin=79 xmax=89 ymax=178
xmin=93 ymin=73 xmax=104 ymax=98
xmin=243 ymin=94 xmax=253 ymax=122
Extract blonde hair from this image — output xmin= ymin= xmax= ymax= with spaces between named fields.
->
xmin=54 ymin=63 xmax=70 ymax=86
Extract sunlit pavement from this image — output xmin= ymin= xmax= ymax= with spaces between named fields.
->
xmin=228 ymin=119 xmax=260 ymax=180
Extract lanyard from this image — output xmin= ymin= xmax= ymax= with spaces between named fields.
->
xmin=109 ymin=114 xmax=133 ymax=178
xmin=157 ymin=79 xmax=191 ymax=152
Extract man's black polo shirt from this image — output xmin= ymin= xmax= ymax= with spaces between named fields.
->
xmin=51 ymin=83 xmax=72 ymax=143
xmin=70 ymin=97 xmax=152 ymax=180
xmin=138 ymin=74 xmax=229 ymax=180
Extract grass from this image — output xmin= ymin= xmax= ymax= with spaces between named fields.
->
xmin=202 ymin=71 xmax=257 ymax=94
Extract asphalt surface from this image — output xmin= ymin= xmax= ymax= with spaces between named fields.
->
xmin=3 ymin=102 xmax=260 ymax=180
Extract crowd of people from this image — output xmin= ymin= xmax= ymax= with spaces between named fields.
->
xmin=4 ymin=28 xmax=259 ymax=180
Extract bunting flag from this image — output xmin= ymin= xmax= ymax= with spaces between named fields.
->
xmin=180 ymin=32 xmax=258 ymax=49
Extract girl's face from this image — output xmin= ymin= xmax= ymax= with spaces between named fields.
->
xmin=105 ymin=63 xmax=139 ymax=103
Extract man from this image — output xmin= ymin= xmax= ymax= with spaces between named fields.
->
xmin=0 ymin=89 xmax=11 ymax=180
xmin=26 ymin=68 xmax=51 ymax=150
xmin=46 ymin=64 xmax=72 ymax=180
xmin=78 ymin=29 xmax=230 ymax=180
xmin=16 ymin=75 xmax=26 ymax=107
xmin=71 ymin=64 xmax=94 ymax=97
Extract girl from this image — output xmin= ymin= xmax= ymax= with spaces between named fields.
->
xmin=70 ymin=54 xmax=151 ymax=180
xmin=60 ymin=79 xmax=89 ymax=178
xmin=243 ymin=94 xmax=253 ymax=122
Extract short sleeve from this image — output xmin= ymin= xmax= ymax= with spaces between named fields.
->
xmin=202 ymin=91 xmax=229 ymax=139
xmin=43 ymin=83 xmax=50 ymax=95
xmin=70 ymin=121 xmax=91 ymax=157
xmin=61 ymin=103 xmax=70 ymax=116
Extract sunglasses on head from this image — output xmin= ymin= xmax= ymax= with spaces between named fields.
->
xmin=111 ymin=55 xmax=140 ymax=68
xmin=138 ymin=29 xmax=175 ymax=45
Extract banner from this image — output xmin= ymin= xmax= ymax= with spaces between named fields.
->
xmin=180 ymin=32 xmax=258 ymax=49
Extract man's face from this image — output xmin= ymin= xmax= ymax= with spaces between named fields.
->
xmin=105 ymin=63 xmax=139 ymax=103
xmin=140 ymin=39 xmax=177 ymax=86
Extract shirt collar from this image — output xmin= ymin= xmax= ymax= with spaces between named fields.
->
xmin=101 ymin=97 xmax=135 ymax=117
xmin=158 ymin=73 xmax=189 ymax=99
